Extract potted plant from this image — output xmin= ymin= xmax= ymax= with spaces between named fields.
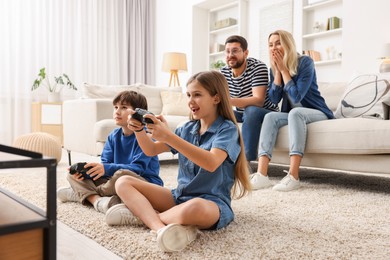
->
xmin=210 ymin=60 xmax=226 ymax=71
xmin=31 ymin=67 xmax=77 ymax=102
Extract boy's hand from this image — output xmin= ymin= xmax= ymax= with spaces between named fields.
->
xmin=67 ymin=166 xmax=85 ymax=181
xmin=84 ymin=162 xmax=105 ymax=181
xmin=67 ymin=163 xmax=104 ymax=181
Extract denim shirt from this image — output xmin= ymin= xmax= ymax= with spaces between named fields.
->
xmin=170 ymin=116 xmax=241 ymax=207
xmin=268 ymin=55 xmax=334 ymax=119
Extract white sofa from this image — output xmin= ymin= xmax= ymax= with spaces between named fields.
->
xmin=63 ymin=75 xmax=390 ymax=175
xmin=63 ymin=83 xmax=190 ymax=163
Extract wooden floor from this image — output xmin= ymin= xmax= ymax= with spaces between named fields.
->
xmin=58 ymin=221 xmax=122 ymax=260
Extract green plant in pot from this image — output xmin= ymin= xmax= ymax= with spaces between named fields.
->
xmin=31 ymin=67 xmax=77 ymax=102
xmin=210 ymin=60 xmax=226 ymax=71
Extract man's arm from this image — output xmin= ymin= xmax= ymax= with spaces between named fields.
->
xmin=230 ymin=86 xmax=267 ymax=108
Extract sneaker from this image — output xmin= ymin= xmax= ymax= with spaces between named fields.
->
xmin=94 ymin=195 xmax=121 ymax=213
xmin=272 ymin=171 xmax=300 ymax=191
xmin=57 ymin=187 xmax=80 ymax=203
xmin=250 ymin=172 xmax=272 ymax=190
xmin=157 ymin=223 xmax=198 ymax=252
xmin=105 ymin=203 xmax=143 ymax=226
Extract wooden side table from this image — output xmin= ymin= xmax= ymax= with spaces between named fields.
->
xmin=32 ymin=102 xmax=63 ymax=145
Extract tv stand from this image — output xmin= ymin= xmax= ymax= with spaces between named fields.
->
xmin=0 ymin=144 xmax=57 ymax=260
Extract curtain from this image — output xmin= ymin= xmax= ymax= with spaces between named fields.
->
xmin=0 ymin=0 xmax=154 ymax=146
xmin=127 ymin=0 xmax=155 ymax=85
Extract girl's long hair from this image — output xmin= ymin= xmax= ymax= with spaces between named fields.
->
xmin=269 ymin=30 xmax=299 ymax=76
xmin=187 ymin=71 xmax=251 ymax=199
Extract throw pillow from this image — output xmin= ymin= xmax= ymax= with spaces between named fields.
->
xmin=82 ymin=83 xmax=134 ymax=99
xmin=334 ymin=74 xmax=390 ymax=119
xmin=160 ymin=91 xmax=190 ymax=116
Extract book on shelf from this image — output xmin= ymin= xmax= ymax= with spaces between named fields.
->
xmin=326 ymin=16 xmax=341 ymax=30
xmin=303 ymin=50 xmax=321 ymax=62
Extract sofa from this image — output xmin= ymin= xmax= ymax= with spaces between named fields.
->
xmin=63 ymin=75 xmax=390 ymax=175
xmin=63 ymin=83 xmax=191 ymax=163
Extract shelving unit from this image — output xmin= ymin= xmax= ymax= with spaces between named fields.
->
xmin=192 ymin=0 xmax=247 ymax=71
xmin=0 ymin=144 xmax=57 ymax=260
xmin=301 ymin=0 xmax=343 ymax=66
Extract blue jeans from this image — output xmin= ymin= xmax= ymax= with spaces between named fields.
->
xmin=234 ymin=106 xmax=273 ymax=161
xmin=258 ymin=107 xmax=329 ymax=159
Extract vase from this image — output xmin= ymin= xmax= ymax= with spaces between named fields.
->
xmin=48 ymin=92 xmax=61 ymax=103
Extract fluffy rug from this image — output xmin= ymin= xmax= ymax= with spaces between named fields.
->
xmin=1 ymin=150 xmax=389 ymax=259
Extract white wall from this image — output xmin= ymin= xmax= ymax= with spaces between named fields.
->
xmin=155 ymin=0 xmax=390 ymax=85
xmin=155 ymin=0 xmax=197 ymax=89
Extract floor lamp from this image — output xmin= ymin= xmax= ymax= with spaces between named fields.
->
xmin=162 ymin=52 xmax=187 ymax=87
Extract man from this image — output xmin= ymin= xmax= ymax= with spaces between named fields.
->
xmin=220 ymin=35 xmax=279 ymax=161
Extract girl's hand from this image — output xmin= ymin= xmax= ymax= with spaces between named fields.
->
xmin=143 ymin=114 xmax=172 ymax=142
xmin=127 ymin=109 xmax=144 ymax=132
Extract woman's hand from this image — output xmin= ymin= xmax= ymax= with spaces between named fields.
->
xmin=271 ymin=49 xmax=287 ymax=73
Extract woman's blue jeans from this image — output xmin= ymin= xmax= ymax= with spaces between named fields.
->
xmin=234 ymin=106 xmax=273 ymax=161
xmin=258 ymin=107 xmax=329 ymax=159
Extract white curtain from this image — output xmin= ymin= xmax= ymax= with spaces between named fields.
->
xmin=0 ymin=0 xmax=154 ymax=146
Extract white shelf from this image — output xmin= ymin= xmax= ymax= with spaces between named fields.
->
xmin=209 ymin=24 xmax=238 ymax=35
xmin=303 ymin=0 xmax=342 ymax=11
xmin=210 ymin=2 xmax=237 ymax=13
xmin=314 ymin=59 xmax=342 ymax=66
xmin=209 ymin=51 xmax=224 ymax=57
xmin=193 ymin=0 xmax=246 ymax=71
xmin=301 ymin=0 xmax=343 ymax=73
xmin=303 ymin=28 xmax=342 ymax=39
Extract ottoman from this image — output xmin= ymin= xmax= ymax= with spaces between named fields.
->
xmin=13 ymin=132 xmax=62 ymax=162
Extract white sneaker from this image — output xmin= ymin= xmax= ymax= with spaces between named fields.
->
xmin=57 ymin=187 xmax=80 ymax=202
xmin=250 ymin=172 xmax=272 ymax=190
xmin=272 ymin=171 xmax=300 ymax=191
xmin=94 ymin=195 xmax=121 ymax=213
xmin=105 ymin=203 xmax=143 ymax=226
xmin=157 ymin=223 xmax=198 ymax=252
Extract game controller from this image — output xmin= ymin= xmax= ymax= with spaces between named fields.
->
xmin=69 ymin=162 xmax=93 ymax=179
xmin=132 ymin=108 xmax=154 ymax=124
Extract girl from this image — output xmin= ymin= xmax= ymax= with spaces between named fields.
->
xmin=105 ymin=71 xmax=251 ymax=252
xmin=250 ymin=30 xmax=334 ymax=191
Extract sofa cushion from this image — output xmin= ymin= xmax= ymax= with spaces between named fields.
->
xmin=334 ymin=74 xmax=390 ymax=119
xmin=83 ymin=83 xmax=182 ymax=115
xmin=161 ymin=91 xmax=190 ymax=116
xmin=94 ymin=119 xmax=117 ymax=142
xmin=274 ymin=118 xmax=390 ymax=154
xmin=164 ymin=115 xmax=189 ymax=132
xmin=317 ymin=82 xmax=346 ymax=112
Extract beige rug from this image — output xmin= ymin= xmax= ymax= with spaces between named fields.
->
xmin=1 ymin=150 xmax=390 ymax=259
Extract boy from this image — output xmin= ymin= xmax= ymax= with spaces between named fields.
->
xmin=57 ymin=90 xmax=163 ymax=213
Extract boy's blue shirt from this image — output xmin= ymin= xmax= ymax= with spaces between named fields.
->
xmin=100 ymin=128 xmax=163 ymax=186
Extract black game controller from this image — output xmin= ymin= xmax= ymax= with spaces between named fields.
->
xmin=69 ymin=162 xmax=93 ymax=179
xmin=132 ymin=108 xmax=154 ymax=124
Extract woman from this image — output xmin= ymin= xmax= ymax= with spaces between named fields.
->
xmin=250 ymin=30 xmax=334 ymax=191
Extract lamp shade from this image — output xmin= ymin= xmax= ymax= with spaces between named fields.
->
xmin=379 ymin=43 xmax=390 ymax=59
xmin=379 ymin=43 xmax=390 ymax=73
xmin=162 ymin=52 xmax=188 ymax=72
